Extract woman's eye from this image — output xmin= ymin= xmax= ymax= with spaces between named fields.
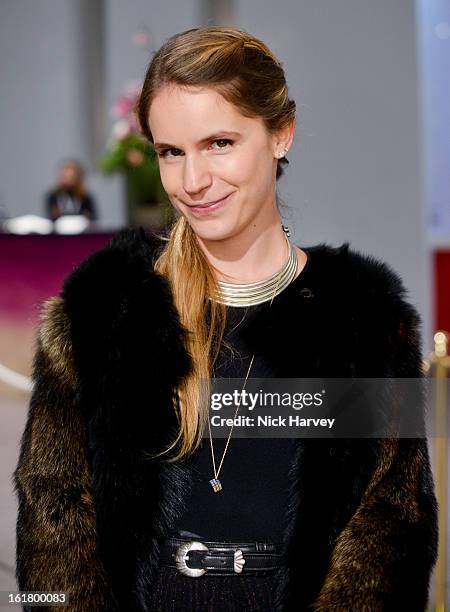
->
xmin=211 ymin=138 xmax=233 ymax=150
xmin=158 ymin=148 xmax=182 ymax=158
xmin=158 ymin=139 xmax=233 ymax=158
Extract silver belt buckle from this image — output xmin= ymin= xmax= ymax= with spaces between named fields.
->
xmin=175 ymin=540 xmax=209 ymax=577
xmin=174 ymin=541 xmax=246 ymax=577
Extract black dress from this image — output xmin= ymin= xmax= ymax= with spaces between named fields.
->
xmin=172 ymin=302 xmax=299 ymax=543
xmin=45 ymin=188 xmax=97 ymax=222
xmin=148 ymin=257 xmax=310 ymax=611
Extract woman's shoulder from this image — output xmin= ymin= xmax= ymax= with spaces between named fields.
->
xmin=305 ymin=240 xmax=413 ymax=305
xmin=304 ymin=241 xmax=421 ymax=344
xmin=298 ymin=241 xmax=422 ymax=373
xmin=40 ymin=227 xmax=173 ymax=341
xmin=59 ymin=227 xmax=168 ymax=310
xmin=38 ymin=226 xmax=191 ymax=380
xmin=63 ymin=227 xmax=162 ymax=290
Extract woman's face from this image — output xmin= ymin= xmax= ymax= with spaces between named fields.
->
xmin=58 ymin=163 xmax=80 ymax=188
xmin=148 ymin=84 xmax=291 ymax=242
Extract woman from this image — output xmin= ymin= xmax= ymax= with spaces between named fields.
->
xmin=14 ymin=26 xmax=437 ymax=612
xmin=45 ymin=158 xmax=97 ymax=222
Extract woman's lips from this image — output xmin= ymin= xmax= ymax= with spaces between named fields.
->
xmin=188 ymin=192 xmax=234 ymax=215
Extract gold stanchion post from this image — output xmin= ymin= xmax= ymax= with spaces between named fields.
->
xmin=425 ymin=331 xmax=450 ymax=611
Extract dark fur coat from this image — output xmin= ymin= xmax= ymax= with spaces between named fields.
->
xmin=13 ymin=227 xmax=438 ymax=611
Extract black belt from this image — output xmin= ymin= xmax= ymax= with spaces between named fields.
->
xmin=160 ymin=533 xmax=286 ymax=577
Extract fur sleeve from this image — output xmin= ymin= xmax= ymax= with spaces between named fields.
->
xmin=311 ymin=253 xmax=439 ymax=611
xmin=12 ymin=296 xmax=117 ymax=612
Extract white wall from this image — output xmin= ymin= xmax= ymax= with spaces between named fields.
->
xmin=234 ymin=0 xmax=431 ymax=349
xmin=0 ymin=1 xmax=90 ymax=219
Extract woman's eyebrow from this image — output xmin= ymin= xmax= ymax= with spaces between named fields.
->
xmin=154 ymin=130 xmax=241 ymax=150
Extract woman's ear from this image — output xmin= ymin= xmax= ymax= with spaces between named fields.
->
xmin=273 ymin=118 xmax=296 ymax=158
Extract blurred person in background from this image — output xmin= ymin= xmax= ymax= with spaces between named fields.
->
xmin=45 ymin=158 xmax=97 ymax=222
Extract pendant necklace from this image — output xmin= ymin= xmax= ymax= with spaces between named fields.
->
xmin=207 ymin=227 xmax=297 ymax=492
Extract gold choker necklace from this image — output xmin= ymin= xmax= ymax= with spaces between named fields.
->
xmin=210 ymin=234 xmax=298 ymax=307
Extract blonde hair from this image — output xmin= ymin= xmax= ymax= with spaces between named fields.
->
xmin=135 ymin=26 xmax=296 ymax=461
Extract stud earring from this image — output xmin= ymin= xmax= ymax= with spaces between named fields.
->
xmin=281 ymin=224 xmax=291 ymax=237
xmin=277 ymin=147 xmax=288 ymax=159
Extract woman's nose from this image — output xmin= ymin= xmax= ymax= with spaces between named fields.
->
xmin=182 ymin=156 xmax=212 ymax=194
